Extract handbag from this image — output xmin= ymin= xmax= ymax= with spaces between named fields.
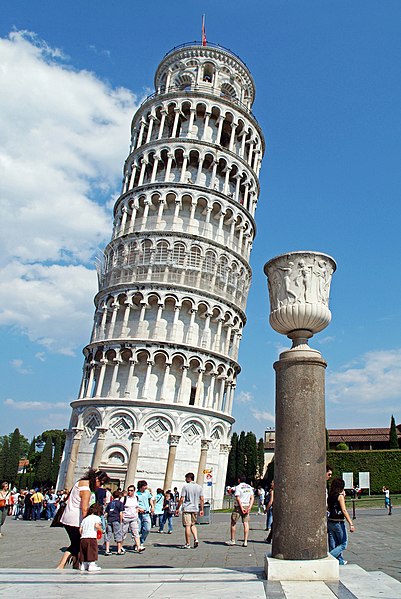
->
xmin=0 ymin=499 xmax=6 ymax=508
xmin=50 ymin=502 xmax=66 ymax=528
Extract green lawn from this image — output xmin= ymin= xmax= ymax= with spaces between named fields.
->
xmin=346 ymin=494 xmax=400 ymax=510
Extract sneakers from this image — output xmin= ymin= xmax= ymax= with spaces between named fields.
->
xmin=104 ymin=551 xmax=112 ymax=556
xmin=194 ymin=540 xmax=199 ymax=548
xmin=168 ymin=530 xmax=173 ymax=534
xmin=138 ymin=547 xmax=146 ymax=553
xmin=339 ymin=560 xmax=348 ymax=566
xmin=80 ymin=563 xmax=88 ymax=571
xmin=87 ymin=563 xmax=101 ymax=572
xmin=117 ymin=548 xmax=126 ymax=555
xmin=180 ymin=544 xmax=191 ymax=549
xmin=225 ymin=540 xmax=236 ymax=546
xmin=242 ymin=542 xmax=248 ymax=547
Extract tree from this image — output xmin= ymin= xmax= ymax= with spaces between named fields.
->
xmin=226 ymin=432 xmax=238 ymax=486
xmin=389 ymin=415 xmax=399 ymax=449
xmin=3 ymin=428 xmax=21 ymax=484
xmin=38 ymin=429 xmax=66 ymax=448
xmin=257 ymin=437 xmax=265 ymax=479
xmin=336 ymin=442 xmax=349 ymax=451
xmin=237 ymin=431 xmax=246 ymax=478
xmin=0 ymin=437 xmax=9 ymax=481
xmin=51 ymin=435 xmax=62 ymax=487
xmin=36 ymin=435 xmax=53 ymax=485
xmin=245 ymin=432 xmax=257 ymax=482
xmin=0 ymin=432 xmax=29 ymax=459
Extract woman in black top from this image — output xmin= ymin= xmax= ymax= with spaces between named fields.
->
xmin=327 ymin=478 xmax=355 ymax=565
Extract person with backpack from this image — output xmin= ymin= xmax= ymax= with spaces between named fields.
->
xmin=159 ymin=490 xmax=174 ymax=534
xmin=104 ymin=490 xmax=125 ymax=555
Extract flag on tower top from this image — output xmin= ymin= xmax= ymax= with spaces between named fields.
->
xmin=202 ymin=15 xmax=207 ymax=46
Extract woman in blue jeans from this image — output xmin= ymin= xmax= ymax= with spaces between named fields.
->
xmin=327 ymin=478 xmax=355 ymax=565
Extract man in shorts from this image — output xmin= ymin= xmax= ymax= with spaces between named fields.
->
xmin=225 ymin=475 xmax=254 ymax=547
xmin=175 ymin=472 xmax=204 ymax=549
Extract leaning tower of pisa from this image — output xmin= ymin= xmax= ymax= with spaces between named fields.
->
xmin=58 ymin=42 xmax=264 ymax=507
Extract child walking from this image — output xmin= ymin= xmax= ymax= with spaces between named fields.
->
xmin=80 ymin=503 xmax=103 ymax=572
xmin=159 ymin=491 xmax=174 ymax=534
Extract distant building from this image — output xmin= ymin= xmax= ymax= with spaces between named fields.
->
xmin=328 ymin=426 xmax=401 ymax=451
xmin=264 ymin=424 xmax=401 ymax=456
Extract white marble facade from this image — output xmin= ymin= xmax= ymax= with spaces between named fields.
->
xmin=58 ymin=43 xmax=264 ymax=508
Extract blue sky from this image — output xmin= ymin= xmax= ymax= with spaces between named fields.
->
xmin=1 ymin=0 xmax=401 ymax=441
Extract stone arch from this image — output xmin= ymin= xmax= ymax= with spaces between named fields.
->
xmin=105 ymin=444 xmax=129 ymax=466
xmin=180 ymin=417 xmax=206 ymax=445
xmin=141 ymin=413 xmax=175 ymax=441
xmin=108 ymin=411 xmax=136 ymax=439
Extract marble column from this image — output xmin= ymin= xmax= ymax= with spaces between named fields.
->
xmin=196 ymin=439 xmax=211 ymax=485
xmin=92 ymin=427 xmax=108 ymax=470
xmin=64 ymin=428 xmax=83 ymax=490
xmin=124 ymin=431 xmax=143 ymax=488
xmin=215 ymin=444 xmax=231 ymax=508
xmin=163 ymin=434 xmax=181 ymax=490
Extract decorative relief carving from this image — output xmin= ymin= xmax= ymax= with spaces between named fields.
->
xmin=182 ymin=421 xmax=202 ymax=445
xmin=110 ymin=414 xmax=134 ymax=439
xmin=84 ymin=413 xmax=101 ymax=438
xmin=264 ymin=251 xmax=336 ymax=338
xmin=147 ymin=417 xmax=170 ymax=441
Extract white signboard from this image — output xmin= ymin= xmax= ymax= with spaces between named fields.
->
xmin=359 ymin=471 xmax=370 ymax=493
xmin=342 ymin=472 xmax=354 ymax=489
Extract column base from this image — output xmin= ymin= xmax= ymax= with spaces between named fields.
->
xmin=264 ymin=553 xmax=339 ymax=581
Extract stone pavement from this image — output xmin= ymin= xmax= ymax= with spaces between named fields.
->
xmin=0 ymin=507 xmax=400 ymax=598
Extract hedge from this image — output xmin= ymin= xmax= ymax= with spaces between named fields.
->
xmin=327 ymin=450 xmax=401 ymax=493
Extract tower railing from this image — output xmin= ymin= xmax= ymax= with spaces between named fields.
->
xmin=139 ymin=86 xmax=258 ymax=124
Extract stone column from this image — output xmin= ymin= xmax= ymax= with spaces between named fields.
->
xmin=64 ymin=428 xmax=83 ymax=490
xmin=163 ymin=434 xmax=181 ymax=490
xmin=214 ymin=444 xmax=231 ymax=509
xmin=124 ymin=431 xmax=143 ymax=488
xmin=272 ymin=352 xmax=328 ymax=560
xmin=92 ymin=427 xmax=108 ymax=470
xmin=196 ymin=439 xmax=211 ymax=485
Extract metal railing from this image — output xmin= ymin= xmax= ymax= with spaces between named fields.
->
xmin=162 ymin=41 xmax=251 ymax=71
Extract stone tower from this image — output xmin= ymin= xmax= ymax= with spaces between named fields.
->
xmin=58 ymin=42 xmax=264 ymax=507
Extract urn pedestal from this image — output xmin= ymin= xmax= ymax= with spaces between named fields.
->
xmin=263 ymin=251 xmax=338 ymax=580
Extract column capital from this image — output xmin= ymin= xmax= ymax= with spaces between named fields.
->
xmin=200 ymin=439 xmax=211 ymax=451
xmin=96 ymin=427 xmax=108 ymax=438
xmin=72 ymin=427 xmax=84 ymax=440
xmin=169 ymin=434 xmax=181 ymax=447
xmin=219 ymin=443 xmax=231 ymax=455
xmin=130 ymin=430 xmax=143 ymax=443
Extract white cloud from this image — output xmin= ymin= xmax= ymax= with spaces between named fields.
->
xmin=10 ymin=359 xmax=31 ymax=375
xmin=250 ymin=407 xmax=275 ymax=423
xmin=35 ymin=352 xmax=46 ymax=362
xmin=236 ymin=391 xmax=253 ymax=404
xmin=4 ymin=398 xmax=69 ymax=411
xmin=327 ymin=348 xmax=401 ymax=405
xmin=0 ymin=30 xmax=140 ymax=354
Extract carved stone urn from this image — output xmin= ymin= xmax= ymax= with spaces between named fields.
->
xmin=264 ymin=251 xmax=336 ymax=352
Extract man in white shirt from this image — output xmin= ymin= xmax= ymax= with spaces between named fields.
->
xmin=225 ymin=475 xmax=254 ymax=547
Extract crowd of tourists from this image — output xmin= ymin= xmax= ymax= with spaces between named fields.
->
xmin=54 ymin=469 xmax=204 ymax=572
xmin=2 ymin=468 xmax=393 ymax=570
xmin=0 ymin=481 xmax=66 ymax=536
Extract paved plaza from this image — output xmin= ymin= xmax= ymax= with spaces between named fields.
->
xmin=0 ymin=508 xmax=400 ymax=598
